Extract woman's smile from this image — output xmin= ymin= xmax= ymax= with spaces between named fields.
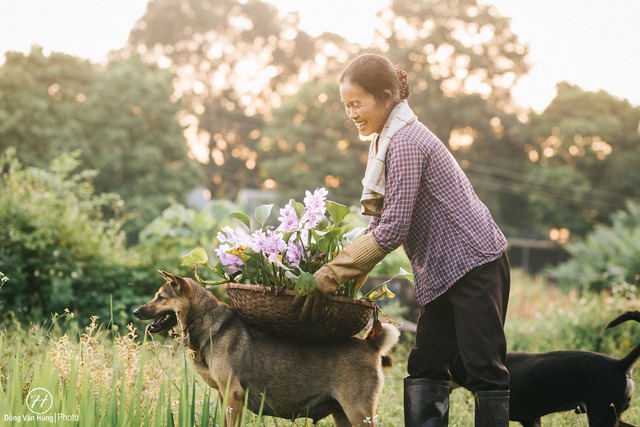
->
xmin=340 ymin=78 xmax=390 ymax=137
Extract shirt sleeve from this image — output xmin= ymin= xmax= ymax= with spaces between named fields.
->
xmin=372 ymin=133 xmax=426 ymax=253
xmin=365 ymin=214 xmax=381 ymax=234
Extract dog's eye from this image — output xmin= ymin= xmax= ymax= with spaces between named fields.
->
xmin=156 ymin=295 xmax=165 ymax=301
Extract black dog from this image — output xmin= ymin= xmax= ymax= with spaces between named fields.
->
xmin=452 ymin=311 xmax=640 ymax=426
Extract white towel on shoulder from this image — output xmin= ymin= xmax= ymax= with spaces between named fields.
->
xmin=360 ymin=100 xmax=417 ymax=216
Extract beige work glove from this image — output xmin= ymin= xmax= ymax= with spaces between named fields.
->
xmin=299 ymin=233 xmax=387 ymax=322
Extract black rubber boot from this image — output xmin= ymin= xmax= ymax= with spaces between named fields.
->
xmin=404 ymin=377 xmax=450 ymax=427
xmin=474 ymin=390 xmax=510 ymax=427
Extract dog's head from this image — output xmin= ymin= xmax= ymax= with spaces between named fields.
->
xmin=133 ymin=270 xmax=194 ymax=334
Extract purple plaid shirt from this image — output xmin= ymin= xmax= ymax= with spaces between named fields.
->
xmin=367 ymin=121 xmax=507 ymax=306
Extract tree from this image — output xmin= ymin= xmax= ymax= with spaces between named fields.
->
xmin=524 ymin=164 xmax=595 ymax=236
xmin=370 ymin=0 xmax=534 ymax=230
xmin=0 ymin=49 xmax=95 ymax=166
xmin=527 ymin=83 xmax=640 ymax=232
xmin=0 ymin=149 xmax=154 ymax=323
xmin=125 ymin=0 xmax=354 ymax=199
xmin=259 ymin=79 xmax=367 ymax=204
xmin=0 ymin=48 xmax=202 ymax=238
xmin=375 ymin=0 xmax=529 ymax=117
xmin=262 ymin=0 xmax=533 ymax=222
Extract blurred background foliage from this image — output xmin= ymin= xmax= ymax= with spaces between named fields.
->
xmin=1 ymin=0 xmax=639 ymax=325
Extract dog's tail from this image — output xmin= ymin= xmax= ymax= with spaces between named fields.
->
xmin=606 ymin=310 xmax=640 ymax=371
xmin=366 ymin=323 xmax=401 ymax=368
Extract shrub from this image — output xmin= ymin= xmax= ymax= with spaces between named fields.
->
xmin=0 ymin=149 xmax=155 ymax=324
xmin=546 ymin=200 xmax=640 ymax=292
xmin=135 ymin=200 xmax=239 ymax=273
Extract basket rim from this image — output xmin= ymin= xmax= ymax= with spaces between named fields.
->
xmin=225 ymin=283 xmax=375 ymax=308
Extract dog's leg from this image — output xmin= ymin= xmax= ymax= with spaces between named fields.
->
xmin=335 ymin=375 xmax=380 ymax=426
xmin=220 ymin=380 xmax=245 ymax=427
xmin=586 ymin=408 xmax=619 ymax=427
xmin=332 ymin=412 xmax=353 ymax=427
xmin=519 ymin=418 xmax=542 ymax=427
xmin=221 ymin=396 xmax=243 ymax=427
xmin=341 ymin=407 xmax=377 ymax=426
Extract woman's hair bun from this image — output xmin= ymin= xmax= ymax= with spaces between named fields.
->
xmin=395 ymin=66 xmax=410 ymax=100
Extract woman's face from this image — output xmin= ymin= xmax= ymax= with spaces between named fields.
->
xmin=339 ymin=79 xmax=390 ymax=137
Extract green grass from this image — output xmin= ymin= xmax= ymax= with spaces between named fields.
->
xmin=1 ymin=270 xmax=639 ymax=426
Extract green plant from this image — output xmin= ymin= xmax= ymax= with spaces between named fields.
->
xmin=1 ymin=273 xmax=640 ymax=426
xmin=135 ymin=200 xmax=239 ymax=271
xmin=547 ymin=200 xmax=640 ymax=292
xmin=182 ymin=188 xmax=392 ymax=302
xmin=0 ymin=149 xmax=161 ymax=325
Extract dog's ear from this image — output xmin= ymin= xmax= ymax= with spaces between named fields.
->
xmin=158 ymin=270 xmax=177 ymax=282
xmin=158 ymin=270 xmax=176 ymax=280
xmin=158 ymin=270 xmax=190 ymax=295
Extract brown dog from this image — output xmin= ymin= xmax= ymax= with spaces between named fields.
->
xmin=133 ymin=271 xmax=400 ymax=427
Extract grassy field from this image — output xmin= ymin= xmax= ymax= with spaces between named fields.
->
xmin=1 ymin=270 xmax=639 ymax=426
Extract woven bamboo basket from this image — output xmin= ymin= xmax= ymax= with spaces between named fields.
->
xmin=225 ymin=283 xmax=375 ymax=340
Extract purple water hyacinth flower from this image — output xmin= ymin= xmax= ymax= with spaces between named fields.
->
xmin=303 ymin=188 xmax=328 ymax=214
xmin=277 ymin=203 xmax=299 ymax=232
xmin=249 ymin=229 xmax=287 ymax=263
xmin=217 ymin=226 xmax=244 ymax=246
xmin=249 ymin=230 xmax=271 ymax=254
xmin=301 ymin=188 xmax=328 ymax=229
xmin=265 ymin=230 xmax=287 ymax=263
xmin=285 ymin=241 xmax=303 ymax=267
xmin=215 ymin=244 xmax=243 ymax=273
xmin=301 ymin=210 xmax=322 ymax=229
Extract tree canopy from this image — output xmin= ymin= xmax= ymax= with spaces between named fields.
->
xmin=0 ymin=48 xmax=202 ymax=238
xmin=261 ymin=0 xmax=534 ymax=226
xmin=1 ymin=0 xmax=639 ymax=251
xmin=125 ymin=0 xmax=355 ymax=199
xmin=526 ymin=82 xmax=640 ymax=234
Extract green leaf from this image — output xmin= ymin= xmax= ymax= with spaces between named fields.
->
xmin=229 ymin=212 xmax=251 ymax=229
xmin=254 ymin=204 xmax=273 ymax=226
xmin=316 ymin=215 xmax=330 ymax=230
xmin=325 ymin=200 xmax=350 ymax=224
xmin=397 ymin=267 xmax=414 ymax=283
xmin=364 ymin=283 xmax=396 ymax=301
xmin=180 ymin=247 xmax=209 ymax=267
xmin=293 ymin=270 xmax=316 ymax=296
xmin=342 ymin=226 xmax=363 ymax=243
xmin=317 ymin=235 xmax=332 ymax=253
xmin=291 ymin=200 xmax=305 ymax=219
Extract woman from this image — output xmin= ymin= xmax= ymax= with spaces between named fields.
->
xmin=309 ymin=53 xmax=511 ymax=426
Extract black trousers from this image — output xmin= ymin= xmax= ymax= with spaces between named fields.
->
xmin=407 ymin=252 xmax=511 ymax=392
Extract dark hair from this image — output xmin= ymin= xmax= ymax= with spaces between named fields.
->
xmin=339 ymin=53 xmax=410 ymax=104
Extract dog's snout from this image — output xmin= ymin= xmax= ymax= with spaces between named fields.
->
xmin=133 ymin=307 xmax=142 ymax=318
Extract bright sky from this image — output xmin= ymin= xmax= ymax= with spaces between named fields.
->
xmin=1 ymin=0 xmax=638 ymax=112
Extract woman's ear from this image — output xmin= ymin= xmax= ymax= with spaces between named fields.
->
xmin=383 ymin=89 xmax=393 ymax=107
